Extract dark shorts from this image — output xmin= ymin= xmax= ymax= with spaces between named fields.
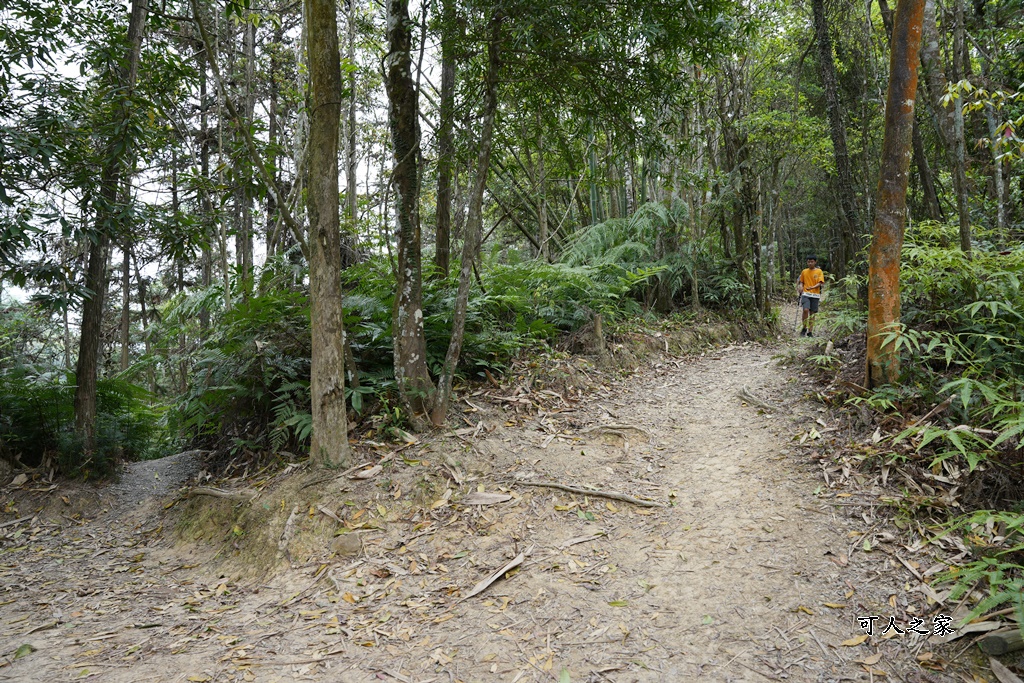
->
xmin=801 ymin=295 xmax=820 ymax=313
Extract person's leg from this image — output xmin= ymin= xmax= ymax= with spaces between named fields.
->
xmin=800 ymin=296 xmax=810 ymax=335
xmin=807 ymin=298 xmax=819 ymax=335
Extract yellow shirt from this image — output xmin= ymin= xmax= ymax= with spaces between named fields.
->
xmin=800 ymin=268 xmax=824 ymax=297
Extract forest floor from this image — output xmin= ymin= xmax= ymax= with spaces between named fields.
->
xmin=0 ymin=310 xmax=989 ymax=683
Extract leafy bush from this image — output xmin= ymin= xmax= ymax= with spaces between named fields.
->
xmin=561 ymin=201 xmax=749 ymax=310
xmin=166 ymin=289 xmax=314 ymax=456
xmin=828 ymin=221 xmax=1024 ymax=631
xmin=0 ymin=367 xmax=161 ymax=477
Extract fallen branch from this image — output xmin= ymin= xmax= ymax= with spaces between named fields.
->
xmin=908 ymin=395 xmax=955 ymax=429
xmin=0 ymin=515 xmax=34 ymax=529
xmin=188 ymin=487 xmax=257 ymax=502
xmin=581 ymin=423 xmax=651 ymax=438
xmin=980 ymin=628 xmax=1024 ymax=656
xmin=739 ymin=386 xmax=782 ymax=413
xmin=514 ymin=480 xmax=666 ymax=508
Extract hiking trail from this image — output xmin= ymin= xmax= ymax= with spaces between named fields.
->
xmin=0 ymin=329 xmax=949 ymax=682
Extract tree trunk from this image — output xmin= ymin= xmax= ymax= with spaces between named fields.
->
xmin=430 ymin=11 xmax=502 ymax=427
xmin=978 ymin=56 xmax=1006 ymax=234
xmin=386 ymin=0 xmax=435 ymax=418
xmin=305 ymin=0 xmax=352 ymax=467
xmin=132 ymin=255 xmax=155 ymax=394
xmin=867 ymin=0 xmax=925 ymax=388
xmin=912 ymin=115 xmax=944 ymax=220
xmin=433 ymin=0 xmax=455 ymax=277
xmin=537 ymin=126 xmax=549 ymax=262
xmin=120 ymin=244 xmax=131 ymax=372
xmin=345 ymin=0 xmax=359 ymax=246
xmin=266 ymin=24 xmax=281 ymax=258
xmin=920 ymin=0 xmax=971 ymax=253
xmin=752 ymin=176 xmax=764 ymax=316
xmin=198 ymin=31 xmax=212 ymax=334
xmin=813 ymin=0 xmax=859 ymax=275
xmin=74 ymin=0 xmax=148 ymax=455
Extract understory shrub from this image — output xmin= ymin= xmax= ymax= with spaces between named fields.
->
xmin=827 ymin=220 xmax=1024 ymax=631
xmin=0 ymin=367 xmax=161 ymax=477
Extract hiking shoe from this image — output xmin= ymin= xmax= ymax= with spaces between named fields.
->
xmin=807 ymin=332 xmax=813 ymax=337
xmin=799 ymin=329 xmax=807 ymax=337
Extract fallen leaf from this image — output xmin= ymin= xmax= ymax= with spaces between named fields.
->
xmin=463 ymin=552 xmax=526 ymax=600
xmin=11 ymin=473 xmax=28 ymax=487
xmin=350 ymin=465 xmax=382 ymax=480
xmin=608 ymin=600 xmax=628 ymax=607
xmin=822 ymin=603 xmax=847 ymax=609
xmin=989 ymin=658 xmax=1024 ymax=683
xmin=842 ymin=635 xmax=869 ymax=647
xmin=461 ymin=492 xmax=512 ymax=506
xmin=857 ymin=653 xmax=883 ymax=665
xmin=14 ymin=643 xmax=35 ymax=659
xmin=797 ymin=605 xmax=814 ymax=615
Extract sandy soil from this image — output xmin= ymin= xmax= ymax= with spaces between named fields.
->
xmin=0 ymin=326 xmax=958 ymax=683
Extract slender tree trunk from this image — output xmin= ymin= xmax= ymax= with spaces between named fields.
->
xmin=537 ymin=124 xmax=549 ymax=262
xmin=429 ymin=12 xmax=502 ymax=427
xmin=813 ymin=0 xmax=860 ymax=275
xmin=198 ymin=33 xmax=212 ymax=333
xmin=120 ymin=245 xmax=131 ymax=372
xmin=752 ymin=176 xmax=764 ymax=316
xmin=588 ymin=131 xmax=601 ymax=224
xmin=74 ymin=0 xmax=148 ymax=454
xmin=912 ymin=116 xmax=944 ymax=220
xmin=386 ymin=0 xmax=435 ymax=418
xmin=433 ymin=0 xmax=455 ymax=277
xmin=240 ymin=17 xmax=255 ymax=295
xmin=867 ymin=0 xmax=925 ymax=388
xmin=305 ymin=0 xmax=352 ymax=467
xmin=978 ymin=56 xmax=1006 ymax=234
xmin=132 ymin=255 xmax=155 ymax=394
xmin=920 ymin=0 xmax=971 ymax=253
xmin=266 ymin=24 xmax=281 ymax=258
xmin=346 ymin=0 xmax=358 ymax=235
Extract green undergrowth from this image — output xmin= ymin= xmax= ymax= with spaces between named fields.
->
xmin=822 ymin=220 xmax=1024 ymax=630
xmin=1 ymin=203 xmax=761 ymax=476
xmin=155 ymin=232 xmax=756 ymax=459
xmin=0 ymin=367 xmax=164 ymax=477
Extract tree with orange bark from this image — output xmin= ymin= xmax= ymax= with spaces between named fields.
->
xmin=866 ymin=0 xmax=926 ymax=388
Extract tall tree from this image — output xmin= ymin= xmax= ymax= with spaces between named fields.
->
xmin=433 ymin=0 xmax=456 ymax=277
xmin=866 ymin=0 xmax=926 ymax=387
xmin=74 ymin=0 xmax=149 ymax=453
xmin=920 ymin=0 xmax=972 ymax=253
xmin=812 ymin=0 xmax=860 ymax=274
xmin=305 ymin=0 xmax=352 ymax=466
xmin=430 ymin=10 xmax=503 ymax=426
xmin=386 ymin=0 xmax=435 ymax=419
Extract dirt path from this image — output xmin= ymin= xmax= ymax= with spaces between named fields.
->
xmin=0 ymin=333 xmax=949 ymax=682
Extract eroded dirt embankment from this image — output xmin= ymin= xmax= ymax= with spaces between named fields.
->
xmin=0 ymin=331 xmax=954 ymax=683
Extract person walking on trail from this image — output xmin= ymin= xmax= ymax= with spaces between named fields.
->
xmin=797 ymin=255 xmax=825 ymax=337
